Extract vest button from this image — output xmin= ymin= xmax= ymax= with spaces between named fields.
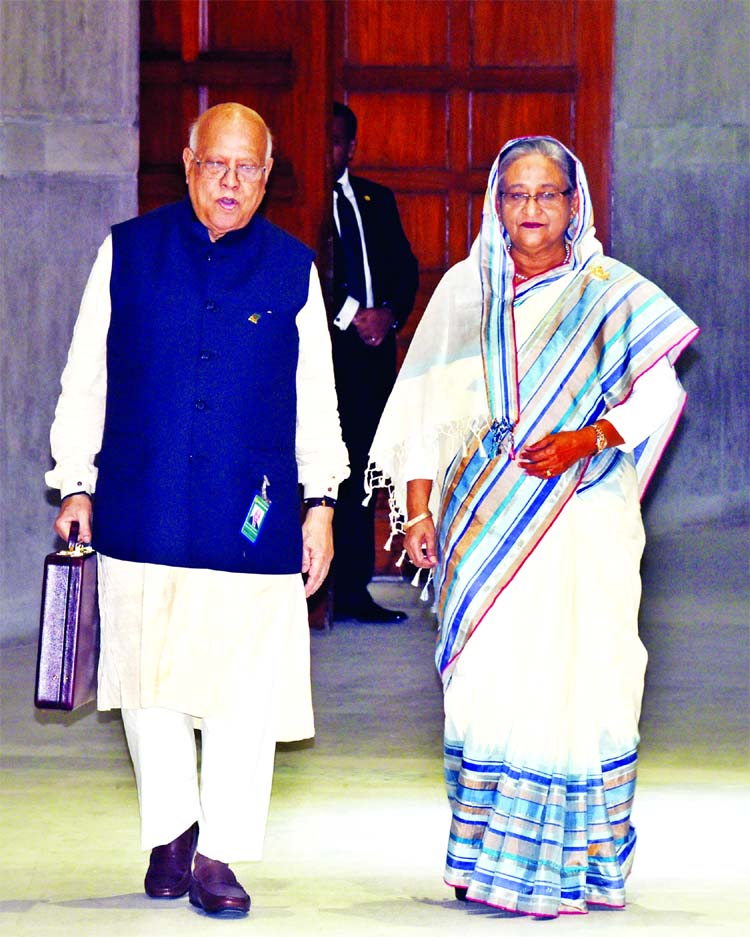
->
xmin=206 ymin=301 xmax=215 ymax=311
xmin=200 ymin=350 xmax=211 ymax=361
xmin=195 ymin=400 xmax=206 ymax=411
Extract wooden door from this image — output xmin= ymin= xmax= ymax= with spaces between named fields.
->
xmin=334 ymin=0 xmax=614 ymax=574
xmin=138 ymin=0 xmax=614 ymax=582
xmin=139 ymin=0 xmax=333 ymax=252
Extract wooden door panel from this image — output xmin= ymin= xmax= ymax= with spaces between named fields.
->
xmin=473 ymin=0 xmax=575 ymax=65
xmin=209 ymin=0 xmax=299 ymax=52
xmin=347 ymin=0 xmax=449 ymax=65
xmin=397 ymin=193 xmax=448 ymax=271
xmin=348 ymin=92 xmax=448 ymax=169
xmin=140 ymin=0 xmax=184 ymax=52
xmin=470 ymin=93 xmax=574 ymax=168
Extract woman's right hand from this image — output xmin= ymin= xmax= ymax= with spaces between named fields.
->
xmin=405 ymin=516 xmax=438 ymax=568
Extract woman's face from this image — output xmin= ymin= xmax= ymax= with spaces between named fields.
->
xmin=498 ymin=153 xmax=578 ymax=257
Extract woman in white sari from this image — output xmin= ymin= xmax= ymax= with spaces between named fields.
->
xmin=367 ymin=137 xmax=698 ymax=917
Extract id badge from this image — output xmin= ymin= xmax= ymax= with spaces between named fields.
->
xmin=240 ymin=475 xmax=271 ymax=544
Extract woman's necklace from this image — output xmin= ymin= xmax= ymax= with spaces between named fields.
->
xmin=513 ymin=242 xmax=571 ymax=283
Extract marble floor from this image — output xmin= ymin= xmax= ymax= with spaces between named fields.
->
xmin=1 ymin=519 xmax=748 ymax=936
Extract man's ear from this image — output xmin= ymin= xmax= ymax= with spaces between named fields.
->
xmin=182 ymin=147 xmax=193 ymax=182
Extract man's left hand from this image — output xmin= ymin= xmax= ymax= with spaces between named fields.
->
xmin=352 ymin=307 xmax=396 ymax=347
xmin=301 ymin=507 xmax=334 ymax=597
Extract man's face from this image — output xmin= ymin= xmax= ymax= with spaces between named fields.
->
xmin=183 ymin=112 xmax=272 ymax=241
xmin=331 ymin=115 xmax=356 ymax=181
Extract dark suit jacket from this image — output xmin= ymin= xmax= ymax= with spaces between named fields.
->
xmin=331 ymin=174 xmax=419 ymax=456
xmin=332 ymin=174 xmax=418 ymax=329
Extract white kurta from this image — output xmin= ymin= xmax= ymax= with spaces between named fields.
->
xmin=47 ymin=237 xmax=349 ymax=740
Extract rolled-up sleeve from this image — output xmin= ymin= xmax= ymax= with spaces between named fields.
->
xmin=295 ymin=264 xmax=350 ymax=497
xmin=45 ymin=237 xmax=112 ymax=496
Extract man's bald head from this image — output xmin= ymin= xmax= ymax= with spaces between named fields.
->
xmin=188 ymin=103 xmax=273 ymax=161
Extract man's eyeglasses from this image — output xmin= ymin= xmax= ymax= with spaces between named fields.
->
xmin=500 ymin=189 xmax=572 ymax=207
xmin=192 ymin=156 xmax=267 ymax=182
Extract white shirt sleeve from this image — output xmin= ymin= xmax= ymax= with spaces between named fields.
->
xmin=606 ymin=356 xmax=684 ymax=451
xmin=333 ymin=294 xmax=360 ymax=331
xmin=296 ymin=264 xmax=350 ymax=497
xmin=45 ymin=237 xmax=112 ymax=496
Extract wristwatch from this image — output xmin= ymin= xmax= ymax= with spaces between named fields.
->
xmin=304 ymin=496 xmax=337 ymax=509
xmin=593 ymin=422 xmax=607 ymax=454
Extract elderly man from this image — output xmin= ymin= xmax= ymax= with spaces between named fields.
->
xmin=47 ymin=103 xmax=348 ymax=917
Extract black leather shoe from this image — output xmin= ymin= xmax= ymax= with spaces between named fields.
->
xmin=455 ymin=886 xmax=469 ymax=901
xmin=334 ymin=599 xmax=408 ymax=623
xmin=144 ymin=822 xmax=198 ymax=899
xmin=189 ymin=854 xmax=251 ymax=916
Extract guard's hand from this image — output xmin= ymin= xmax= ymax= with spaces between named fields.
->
xmin=54 ymin=494 xmax=93 ymax=543
xmin=301 ymin=507 xmax=334 ymax=597
xmin=517 ymin=430 xmax=593 ymax=479
xmin=352 ymin=306 xmax=396 ymax=347
xmin=405 ymin=516 xmax=438 ymax=569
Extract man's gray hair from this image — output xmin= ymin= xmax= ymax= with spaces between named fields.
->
xmin=497 ymin=137 xmax=576 ymax=192
xmin=188 ymin=108 xmax=273 ymax=160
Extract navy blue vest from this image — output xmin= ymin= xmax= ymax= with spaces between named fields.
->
xmin=93 ymin=199 xmax=314 ymax=574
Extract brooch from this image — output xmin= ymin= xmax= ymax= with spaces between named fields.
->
xmin=247 ymin=309 xmax=274 ymax=325
xmin=590 ymin=265 xmax=610 ymax=281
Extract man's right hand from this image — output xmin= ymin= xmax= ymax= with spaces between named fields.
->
xmin=54 ymin=494 xmax=93 ymax=543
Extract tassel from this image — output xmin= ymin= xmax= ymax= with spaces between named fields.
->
xmin=395 ymin=548 xmax=407 ymax=568
xmin=383 ymin=531 xmax=394 ymax=551
xmin=361 ymin=491 xmax=372 ymax=507
xmin=411 ymin=567 xmax=422 ymax=587
xmin=420 ymin=569 xmax=433 ymax=602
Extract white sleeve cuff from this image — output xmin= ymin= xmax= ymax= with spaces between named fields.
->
xmin=333 ymin=296 xmax=360 ymax=331
xmin=302 ymin=480 xmax=341 ymax=500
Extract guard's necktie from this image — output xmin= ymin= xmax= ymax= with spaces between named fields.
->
xmin=334 ymin=182 xmax=367 ymax=305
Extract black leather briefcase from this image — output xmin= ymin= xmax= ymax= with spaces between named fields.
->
xmin=35 ymin=521 xmax=100 ymax=711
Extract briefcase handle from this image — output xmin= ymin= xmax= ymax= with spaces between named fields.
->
xmin=67 ymin=521 xmax=80 ymax=551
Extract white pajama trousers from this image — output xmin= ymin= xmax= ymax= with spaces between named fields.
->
xmin=122 ymin=705 xmax=277 ymax=863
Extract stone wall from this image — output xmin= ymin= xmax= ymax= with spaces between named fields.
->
xmin=0 ymin=0 xmax=138 ymax=641
xmin=612 ymin=0 xmax=750 ymax=529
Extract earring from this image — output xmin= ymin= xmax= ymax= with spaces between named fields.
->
xmin=567 ymin=214 xmax=578 ymax=238
xmin=504 ymin=233 xmax=512 ymax=252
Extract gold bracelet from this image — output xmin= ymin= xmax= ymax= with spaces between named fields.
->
xmin=593 ymin=422 xmax=607 ymax=454
xmin=403 ymin=511 xmax=432 ymax=530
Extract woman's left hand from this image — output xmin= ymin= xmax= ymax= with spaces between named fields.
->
xmin=517 ymin=429 xmax=593 ymax=479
